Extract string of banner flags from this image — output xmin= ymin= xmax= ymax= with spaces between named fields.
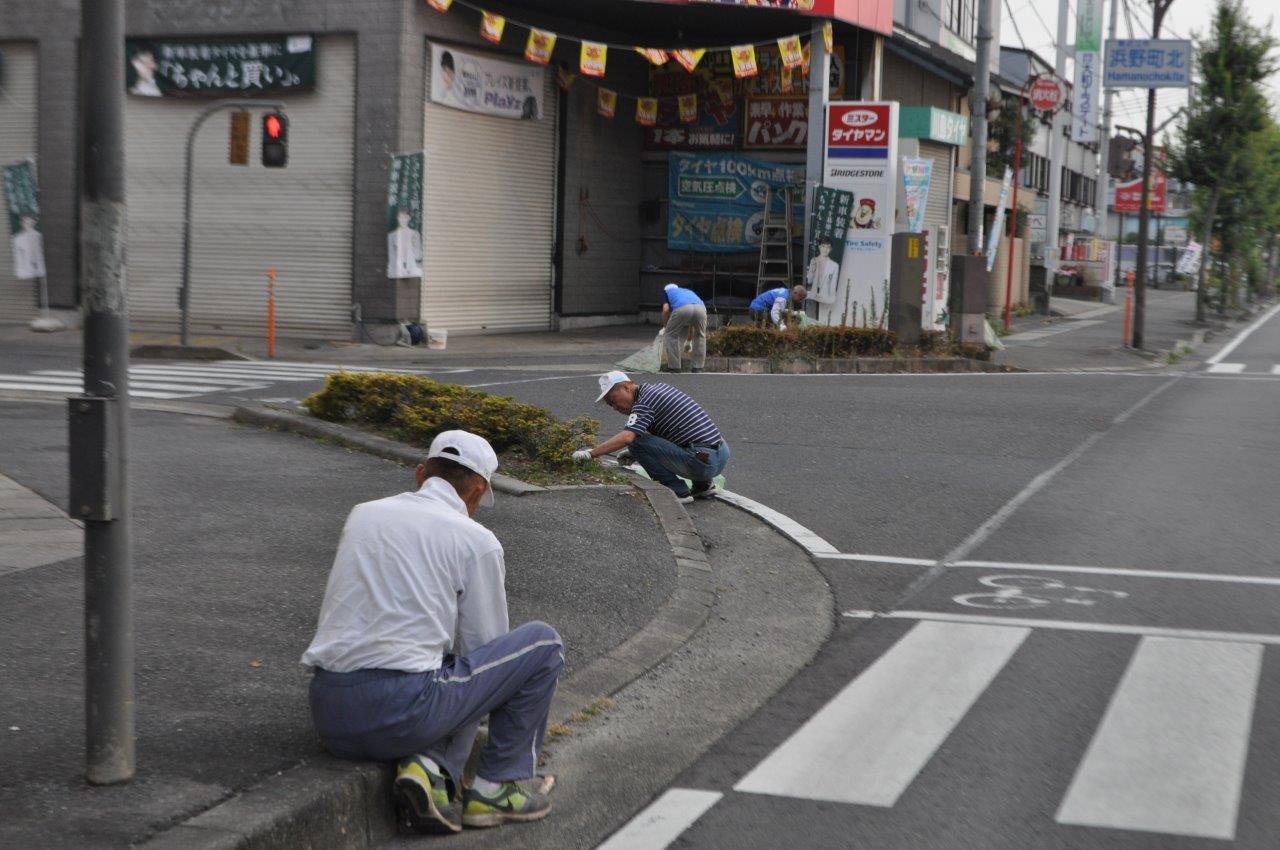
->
xmin=424 ymin=0 xmax=832 ymax=125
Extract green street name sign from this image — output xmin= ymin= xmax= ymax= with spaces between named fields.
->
xmin=898 ymin=107 xmax=969 ymax=146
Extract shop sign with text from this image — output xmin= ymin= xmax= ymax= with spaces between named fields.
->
xmin=126 ymin=36 xmax=315 ymax=97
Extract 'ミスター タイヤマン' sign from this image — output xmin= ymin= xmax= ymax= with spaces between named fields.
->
xmin=1103 ymin=40 xmax=1192 ymax=88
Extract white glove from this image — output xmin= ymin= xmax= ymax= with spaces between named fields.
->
xmin=658 ymin=328 xmax=665 ymax=336
xmin=778 ymin=322 xmax=787 ymax=332
xmin=572 ymin=449 xmax=592 ymax=462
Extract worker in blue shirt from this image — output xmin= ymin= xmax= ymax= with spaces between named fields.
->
xmin=749 ymin=284 xmax=808 ymax=329
xmin=660 ymin=283 xmax=708 ymax=373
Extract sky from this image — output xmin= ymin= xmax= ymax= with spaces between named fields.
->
xmin=1000 ymin=0 xmax=1280 ymax=136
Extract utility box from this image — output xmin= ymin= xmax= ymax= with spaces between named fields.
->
xmin=950 ymin=254 xmax=989 ymax=346
xmin=888 ymin=232 xmax=926 ymax=346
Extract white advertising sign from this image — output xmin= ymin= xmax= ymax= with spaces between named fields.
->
xmin=986 ymin=166 xmax=1013 ymax=272
xmin=429 ymin=42 xmax=546 ymax=121
xmin=1072 ymin=50 xmax=1102 ymax=141
xmin=1104 ymin=40 xmax=1192 ymax=88
xmin=822 ymin=101 xmax=898 ymax=327
xmin=1176 ymin=240 xmax=1203 ymax=276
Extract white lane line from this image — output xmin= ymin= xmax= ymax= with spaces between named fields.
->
xmin=881 ymin=610 xmax=1280 ymax=645
xmin=715 ymin=489 xmax=840 ymax=555
xmin=33 ymin=370 xmax=259 ymax=387
xmin=463 ymin=373 xmax=600 ymax=389
xmin=214 ymin=361 xmax=436 ymax=373
xmin=817 ymin=552 xmax=937 ymax=566
xmin=129 ymin=366 xmax=341 ymax=380
xmin=734 ymin=620 xmax=1028 ymax=806
xmin=0 ymin=381 xmax=185 ymax=399
xmin=1206 ymin=301 xmax=1280 ymax=364
xmin=596 ymin=788 xmax=723 ymax=850
xmin=1207 ymin=362 xmax=1246 ymax=374
xmin=953 ymin=559 xmax=1280 ymax=587
xmin=1056 ymin=637 xmax=1261 ymax=840
xmin=1272 ymin=365 xmax=1280 ymax=375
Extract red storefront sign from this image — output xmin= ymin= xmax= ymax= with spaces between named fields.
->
xmin=1029 ymin=76 xmax=1065 ymax=111
xmin=1114 ymin=169 xmax=1167 ymax=213
xmin=826 ymin=102 xmax=892 ymax=157
xmin=744 ymin=95 xmax=808 ymax=149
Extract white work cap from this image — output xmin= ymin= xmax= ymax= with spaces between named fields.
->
xmin=664 ymin=283 xmax=678 ymax=291
xmin=427 ymin=429 xmax=499 ymax=507
xmin=595 ymin=370 xmax=630 ymax=403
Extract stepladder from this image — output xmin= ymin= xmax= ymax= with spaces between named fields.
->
xmin=755 ymin=185 xmax=796 ymax=297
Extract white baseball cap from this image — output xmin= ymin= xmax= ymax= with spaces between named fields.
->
xmin=427 ymin=429 xmax=499 ymax=507
xmin=664 ymin=283 xmax=678 ymax=291
xmin=595 ymin=370 xmax=630 ymax=403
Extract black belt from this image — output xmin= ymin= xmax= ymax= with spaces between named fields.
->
xmin=686 ymin=441 xmax=724 ymax=451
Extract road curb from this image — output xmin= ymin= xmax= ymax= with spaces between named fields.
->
xmin=139 ymin=415 xmax=716 ymax=850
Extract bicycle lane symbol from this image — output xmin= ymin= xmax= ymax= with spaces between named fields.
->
xmin=953 ymin=575 xmax=1130 ymax=611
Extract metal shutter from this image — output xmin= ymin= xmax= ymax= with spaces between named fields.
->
xmin=918 ymin=140 xmax=954 ymax=233
xmin=0 ymin=42 xmax=39 ymax=323
xmin=422 ymin=43 xmax=557 ymax=333
xmin=124 ymin=35 xmax=355 ymax=337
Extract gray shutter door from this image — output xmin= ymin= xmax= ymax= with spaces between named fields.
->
xmin=422 ymin=44 xmax=557 ymax=333
xmin=0 ymin=42 xmax=39 ymax=323
xmin=918 ymin=140 xmax=954 ymax=233
xmin=124 ymin=35 xmax=355 ymax=337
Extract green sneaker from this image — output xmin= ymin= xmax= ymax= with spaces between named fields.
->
xmin=394 ymin=755 xmax=461 ymax=834
xmin=462 ymin=779 xmax=553 ymax=828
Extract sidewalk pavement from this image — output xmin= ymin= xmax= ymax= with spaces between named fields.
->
xmin=0 ymin=402 xmax=679 ymax=848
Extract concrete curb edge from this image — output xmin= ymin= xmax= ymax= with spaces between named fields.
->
xmin=140 ymin=416 xmax=717 ymax=850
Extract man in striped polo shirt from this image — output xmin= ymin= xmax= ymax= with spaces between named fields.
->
xmin=573 ymin=371 xmax=729 ymax=503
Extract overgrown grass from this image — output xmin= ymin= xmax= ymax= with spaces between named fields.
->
xmin=707 ymin=324 xmax=982 ymax=359
xmin=303 ymin=372 xmax=626 ymax=484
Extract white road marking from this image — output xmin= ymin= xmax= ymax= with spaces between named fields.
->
xmin=1272 ymin=364 xmax=1280 ymax=375
xmin=33 ymin=370 xmax=259 ymax=387
xmin=1205 ymin=301 xmax=1280 ymax=364
xmin=816 ymin=552 xmax=937 ymax=566
xmin=734 ymin=620 xmax=1028 ymax=806
xmin=596 ymin=788 xmax=723 ymax=850
xmin=1207 ymin=362 xmax=1246 ymax=374
xmin=463 ymin=373 xmax=599 ymax=389
xmin=954 ymin=559 xmax=1280 ymax=587
xmin=0 ymin=381 xmax=185 ymax=399
xmin=1002 ymin=319 xmax=1105 ymax=342
xmin=1056 ymin=637 xmax=1261 ymax=840
xmin=882 ymin=609 xmax=1280 ymax=645
xmin=715 ymin=489 xmax=840 ymax=555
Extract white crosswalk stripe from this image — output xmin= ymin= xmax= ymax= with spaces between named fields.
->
xmin=1272 ymin=365 xmax=1280 ymax=375
xmin=0 ymin=361 xmax=437 ymax=400
xmin=596 ymin=789 xmax=723 ymax=850
xmin=734 ymin=620 xmax=1029 ymax=806
xmin=1207 ymin=362 xmax=1246 ymax=374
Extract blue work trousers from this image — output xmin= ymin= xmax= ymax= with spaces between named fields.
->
xmin=309 ymin=621 xmax=564 ymax=784
xmin=628 ymin=433 xmax=729 ymax=498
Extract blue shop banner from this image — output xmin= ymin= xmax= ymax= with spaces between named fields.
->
xmin=667 ymin=152 xmax=803 ymax=252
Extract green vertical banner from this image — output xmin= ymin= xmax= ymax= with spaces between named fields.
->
xmin=2 ymin=159 xmax=46 ymax=280
xmin=386 ymin=151 xmax=424 ymax=280
xmin=805 ymin=186 xmax=854 ymax=305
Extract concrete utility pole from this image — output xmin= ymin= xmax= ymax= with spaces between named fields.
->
xmin=967 ymin=0 xmax=994 ymax=254
xmin=76 ymin=0 xmax=133 ymax=784
xmin=1133 ymin=0 xmax=1176 ymax=349
xmin=1045 ymin=0 xmax=1070 ymax=275
xmin=1095 ymin=0 xmax=1120 ymax=233
xmin=802 ymin=20 xmax=832 ymax=258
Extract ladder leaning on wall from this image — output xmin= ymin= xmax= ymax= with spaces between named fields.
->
xmin=755 ymin=185 xmax=794 ymax=296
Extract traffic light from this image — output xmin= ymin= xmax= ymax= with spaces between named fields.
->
xmin=262 ymin=111 xmax=288 ymax=168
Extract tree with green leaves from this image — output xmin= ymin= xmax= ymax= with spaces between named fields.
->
xmin=1167 ymin=0 xmax=1276 ymax=320
xmin=988 ymin=95 xmax=1037 ymax=179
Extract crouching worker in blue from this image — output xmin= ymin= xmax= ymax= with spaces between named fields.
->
xmin=573 ymin=371 xmax=729 ymax=504
xmin=302 ymin=430 xmax=563 ymax=834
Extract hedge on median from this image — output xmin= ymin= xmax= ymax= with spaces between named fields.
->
xmin=705 ymin=325 xmax=984 ymax=360
xmin=303 ymin=372 xmax=600 ymax=470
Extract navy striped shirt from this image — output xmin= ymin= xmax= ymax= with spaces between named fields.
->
xmin=625 ymin=383 xmax=723 ymax=447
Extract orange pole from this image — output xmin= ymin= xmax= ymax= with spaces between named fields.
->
xmin=1122 ymin=284 xmax=1133 ymax=347
xmin=267 ymin=267 xmax=277 ymax=359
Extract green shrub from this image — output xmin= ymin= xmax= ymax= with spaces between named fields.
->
xmin=706 ymin=325 xmax=792 ymax=357
xmin=303 ymin=372 xmax=599 ymax=470
xmin=706 ymin=324 xmax=896 ymax=358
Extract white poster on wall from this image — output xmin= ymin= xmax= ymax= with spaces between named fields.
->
xmin=821 ymin=101 xmax=899 ymax=327
xmin=429 ymin=42 xmax=546 ymax=121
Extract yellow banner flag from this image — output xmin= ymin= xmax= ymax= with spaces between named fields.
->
xmin=636 ymin=97 xmax=658 ymax=126
xmin=678 ymin=93 xmax=698 ymax=124
xmin=556 ymin=65 xmax=576 ymax=91
xmin=801 ymin=41 xmax=812 ymax=75
xmin=672 ymin=48 xmax=706 ymax=73
xmin=823 ymin=22 xmax=834 ymax=53
xmin=597 ymin=88 xmax=617 ymax=118
xmin=426 ymin=0 xmax=452 ymax=11
xmin=781 ymin=63 xmax=794 ymax=93
xmin=635 ymin=47 xmax=669 ymax=66
xmin=731 ymin=44 xmax=758 ymax=78
xmin=480 ymin=12 xmax=505 ymax=44
xmin=709 ymin=77 xmax=734 ymax=107
xmin=524 ymin=29 xmax=556 ymax=64
xmin=580 ymin=41 xmax=608 ymax=77
xmin=778 ymin=35 xmax=804 ymax=69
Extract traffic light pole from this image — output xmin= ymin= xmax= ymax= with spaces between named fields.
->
xmin=78 ymin=0 xmax=131 ymax=785
xmin=179 ymin=100 xmax=285 ymax=347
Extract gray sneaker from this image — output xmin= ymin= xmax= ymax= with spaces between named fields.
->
xmin=462 ymin=780 xmax=553 ymax=828
xmin=394 ymin=755 xmax=461 ymax=834
xmin=690 ymin=481 xmax=718 ymax=500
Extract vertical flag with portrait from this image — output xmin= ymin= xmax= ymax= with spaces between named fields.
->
xmin=805 ymin=186 xmax=853 ymax=305
xmin=2 ymin=159 xmax=46 ymax=280
xmin=386 ymin=152 xmax=424 ymax=279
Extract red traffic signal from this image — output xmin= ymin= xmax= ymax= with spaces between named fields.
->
xmin=261 ymin=111 xmax=288 ymax=168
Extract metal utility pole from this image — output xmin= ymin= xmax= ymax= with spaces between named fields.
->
xmin=967 ymin=0 xmax=994 ymax=254
xmin=1132 ymin=0 xmax=1176 ymax=349
xmin=1095 ymin=0 xmax=1120 ymax=232
xmin=76 ymin=0 xmax=133 ymax=784
xmin=1045 ymin=0 xmax=1070 ymax=275
xmin=802 ymin=21 xmax=831 ymax=259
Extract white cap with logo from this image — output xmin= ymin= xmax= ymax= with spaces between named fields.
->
xmin=427 ymin=429 xmax=499 ymax=507
xmin=595 ymin=370 xmax=630 ymax=403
